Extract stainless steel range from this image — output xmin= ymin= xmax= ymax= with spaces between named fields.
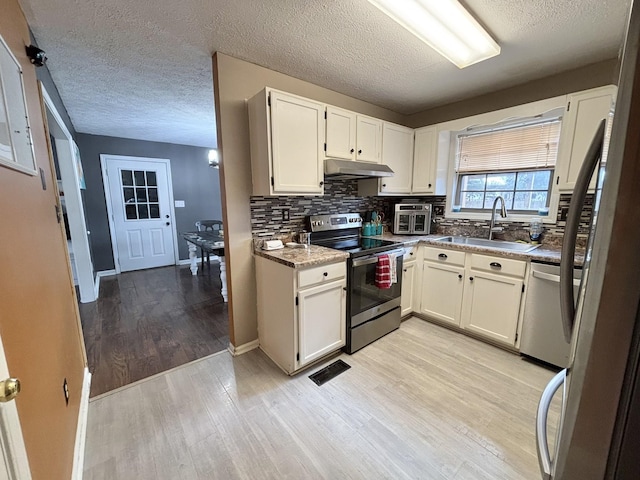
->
xmin=308 ymin=213 xmax=405 ymax=353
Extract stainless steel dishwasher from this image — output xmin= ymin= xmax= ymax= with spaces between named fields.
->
xmin=520 ymin=262 xmax=582 ymax=368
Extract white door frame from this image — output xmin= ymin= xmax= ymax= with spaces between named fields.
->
xmin=0 ymin=328 xmax=32 ymax=480
xmin=40 ymin=84 xmax=96 ymax=303
xmin=100 ymin=154 xmax=179 ymax=274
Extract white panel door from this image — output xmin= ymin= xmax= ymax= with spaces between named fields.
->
xmin=380 ymin=122 xmax=414 ymax=194
xmin=298 ymin=280 xmax=346 ymax=366
xmin=356 ymin=115 xmax=382 ymax=163
xmin=412 ymin=126 xmax=438 ymax=194
xmin=105 ymin=157 xmax=175 ymax=272
xmin=270 ymin=91 xmax=324 ymax=194
xmin=326 ymin=106 xmax=356 ymax=160
xmin=401 ymin=261 xmax=416 ymax=317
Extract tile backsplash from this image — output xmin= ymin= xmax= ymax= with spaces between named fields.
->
xmin=250 ymin=178 xmax=593 ymax=247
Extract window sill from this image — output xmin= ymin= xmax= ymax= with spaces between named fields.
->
xmin=445 ymin=210 xmax=556 ymax=224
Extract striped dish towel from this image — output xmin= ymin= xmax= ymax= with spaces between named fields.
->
xmin=375 ymin=254 xmax=392 ymax=289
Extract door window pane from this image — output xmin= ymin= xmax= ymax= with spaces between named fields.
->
xmin=136 ymin=188 xmax=147 ymax=202
xmin=125 ymin=204 xmax=137 ymax=219
xmin=123 ymin=187 xmax=135 ymax=203
xmin=137 ymin=204 xmax=149 ymax=219
xmin=149 ymin=204 xmax=160 ymax=218
xmin=121 ymin=170 xmax=134 ymax=186
xmin=146 ymin=171 xmax=157 ymax=186
xmin=148 ymin=188 xmax=158 ymax=202
xmin=134 ymin=170 xmax=146 ymax=186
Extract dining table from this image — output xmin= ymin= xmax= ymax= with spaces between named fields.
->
xmin=181 ymin=231 xmax=227 ymax=302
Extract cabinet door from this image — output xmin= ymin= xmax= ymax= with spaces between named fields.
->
xmin=556 ymin=86 xmax=616 ymax=192
xmin=326 ymin=106 xmax=356 ymax=160
xmin=298 ymin=280 xmax=346 ymax=366
xmin=412 ymin=126 xmax=437 ymax=194
xmin=461 ymin=271 xmax=523 ymax=346
xmin=356 ymin=115 xmax=382 ymax=163
xmin=270 ymin=91 xmax=325 ymax=194
xmin=420 ymin=261 xmax=465 ymax=326
xmin=401 ymin=261 xmax=416 ymax=317
xmin=380 ymin=122 xmax=414 ymax=194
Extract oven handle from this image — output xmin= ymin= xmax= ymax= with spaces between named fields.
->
xmin=352 ymin=249 xmax=405 ymax=267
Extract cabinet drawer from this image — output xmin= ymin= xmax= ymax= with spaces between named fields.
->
xmin=422 ymin=247 xmax=465 ymax=266
xmin=403 ymin=245 xmax=418 ymax=261
xmin=470 ymin=254 xmax=526 ymax=278
xmin=298 ymin=262 xmax=346 ymax=289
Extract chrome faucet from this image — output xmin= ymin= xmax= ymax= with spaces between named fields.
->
xmin=489 ymin=196 xmax=508 ymax=240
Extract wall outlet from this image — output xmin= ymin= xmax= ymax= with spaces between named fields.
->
xmin=282 ymin=208 xmax=290 ymax=221
xmin=433 ymin=205 xmax=444 ymax=216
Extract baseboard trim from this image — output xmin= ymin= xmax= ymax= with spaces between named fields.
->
xmin=72 ymin=367 xmax=91 ymax=480
xmin=94 ymin=270 xmax=116 ymax=298
xmin=227 ymin=339 xmax=260 ymax=357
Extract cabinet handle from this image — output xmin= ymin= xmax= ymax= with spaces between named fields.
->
xmin=489 ymin=262 xmax=502 ymax=269
xmin=319 ymin=181 xmax=324 ymax=187
xmin=343 ymin=287 xmax=347 ymax=291
xmin=469 ymin=277 xmax=474 ymax=282
xmin=358 ymin=149 xmax=362 ymax=154
xmin=438 ymin=253 xmax=448 ymax=259
xmin=458 ymin=274 xmax=463 ymax=279
xmin=350 ymin=148 xmax=354 ymax=153
xmin=323 ymin=272 xmax=328 ymax=277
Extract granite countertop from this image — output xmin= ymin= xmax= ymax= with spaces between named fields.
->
xmin=370 ymin=232 xmax=584 ymax=266
xmin=254 ymin=244 xmax=349 ymax=269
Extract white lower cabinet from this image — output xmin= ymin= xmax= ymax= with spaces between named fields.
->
xmin=401 ymin=260 xmax=416 ymax=317
xmin=255 ymin=256 xmax=346 ymax=374
xmin=418 ymin=246 xmax=526 ymax=347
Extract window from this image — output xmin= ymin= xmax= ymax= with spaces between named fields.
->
xmin=454 ymin=118 xmax=561 ymax=214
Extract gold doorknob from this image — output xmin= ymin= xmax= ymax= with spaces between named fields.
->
xmin=0 ymin=378 xmax=20 ymax=402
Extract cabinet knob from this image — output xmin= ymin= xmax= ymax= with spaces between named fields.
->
xmin=458 ymin=274 xmax=463 ymax=279
xmin=428 ymin=183 xmax=432 ymax=188
xmin=350 ymin=148 xmax=354 ymax=153
xmin=469 ymin=277 xmax=474 ymax=282
xmin=323 ymin=272 xmax=328 ymax=277
xmin=382 ymin=184 xmax=386 ymax=188
xmin=409 ymin=252 xmax=413 ymax=256
xmin=438 ymin=253 xmax=448 ymax=259
xmin=358 ymin=149 xmax=362 ymax=154
xmin=489 ymin=262 xmax=502 ymax=269
xmin=319 ymin=181 xmax=324 ymax=187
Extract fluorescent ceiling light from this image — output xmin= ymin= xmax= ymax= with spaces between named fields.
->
xmin=367 ymin=0 xmax=500 ymax=68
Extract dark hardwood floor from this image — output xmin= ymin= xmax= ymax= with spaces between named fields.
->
xmin=79 ymin=264 xmax=229 ymax=397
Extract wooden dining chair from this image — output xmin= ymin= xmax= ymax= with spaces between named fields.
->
xmin=195 ymin=220 xmax=223 ymax=269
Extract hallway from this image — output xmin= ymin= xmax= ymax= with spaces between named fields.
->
xmin=79 ymin=265 xmax=229 ymax=397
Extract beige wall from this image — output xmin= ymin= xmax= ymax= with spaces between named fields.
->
xmin=406 ymin=59 xmax=619 ymax=128
xmin=212 ymin=52 xmax=404 ymax=347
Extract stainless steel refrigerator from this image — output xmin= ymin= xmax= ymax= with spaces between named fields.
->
xmin=535 ymin=1 xmax=640 ymax=478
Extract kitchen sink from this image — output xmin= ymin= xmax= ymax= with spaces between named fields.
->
xmin=433 ymin=236 xmax=541 ymax=253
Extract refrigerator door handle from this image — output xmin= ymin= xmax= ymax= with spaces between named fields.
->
xmin=536 ymin=369 xmax=567 ymax=480
xmin=559 ymin=119 xmax=606 ymax=342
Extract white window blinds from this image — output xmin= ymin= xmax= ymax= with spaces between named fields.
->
xmin=456 ymin=119 xmax=561 ymax=173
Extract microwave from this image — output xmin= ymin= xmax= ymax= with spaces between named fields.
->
xmin=393 ymin=203 xmax=432 ymax=235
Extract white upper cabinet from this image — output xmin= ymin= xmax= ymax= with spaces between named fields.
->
xmin=326 ymin=106 xmax=357 ymax=160
xmin=412 ymin=126 xmax=438 ymax=194
xmin=248 ymin=88 xmax=325 ymax=196
xmin=379 ymin=122 xmax=414 ymax=194
xmin=356 ymin=115 xmax=383 ymax=163
xmin=556 ymin=85 xmax=617 ymax=192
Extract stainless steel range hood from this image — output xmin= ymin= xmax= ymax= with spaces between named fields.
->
xmin=324 ymin=159 xmax=394 ymax=179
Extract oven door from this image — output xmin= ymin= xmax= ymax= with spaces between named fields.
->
xmin=350 ymin=250 xmax=403 ymax=327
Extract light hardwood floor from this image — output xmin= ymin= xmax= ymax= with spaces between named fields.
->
xmin=83 ymin=317 xmax=559 ymax=479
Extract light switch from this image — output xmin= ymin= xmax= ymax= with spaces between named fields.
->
xmin=174 ymin=200 xmax=185 ymax=208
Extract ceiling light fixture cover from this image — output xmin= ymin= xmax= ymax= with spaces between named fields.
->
xmin=367 ymin=0 xmax=500 ymax=68
xmin=208 ymin=149 xmax=219 ymax=168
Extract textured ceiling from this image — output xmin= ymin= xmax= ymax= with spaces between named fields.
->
xmin=19 ymin=0 xmax=630 ymax=148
